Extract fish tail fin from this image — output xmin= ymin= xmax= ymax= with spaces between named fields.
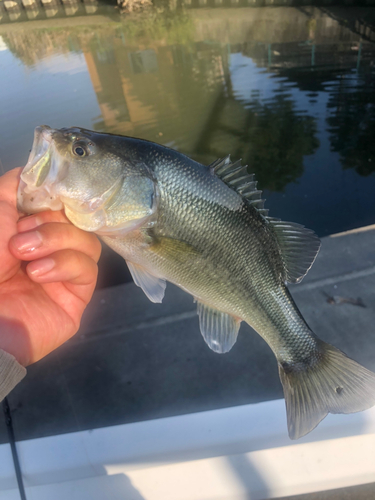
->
xmin=278 ymin=340 xmax=375 ymax=440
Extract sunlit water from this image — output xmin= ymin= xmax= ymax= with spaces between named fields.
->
xmin=1 ymin=3 xmax=375 ymax=285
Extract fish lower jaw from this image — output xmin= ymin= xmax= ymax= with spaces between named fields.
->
xmin=62 ymin=201 xmax=154 ymax=235
xmin=17 ymin=179 xmax=63 ymax=213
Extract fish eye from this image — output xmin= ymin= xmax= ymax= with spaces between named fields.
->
xmin=73 ymin=143 xmax=87 ymax=157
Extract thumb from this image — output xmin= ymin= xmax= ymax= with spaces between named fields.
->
xmin=0 ymin=168 xmax=23 ymax=283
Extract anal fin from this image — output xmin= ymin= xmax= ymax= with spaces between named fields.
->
xmin=197 ymin=302 xmax=240 ymax=354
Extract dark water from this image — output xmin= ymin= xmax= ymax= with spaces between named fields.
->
xmin=1 ymin=4 xmax=375 ymax=285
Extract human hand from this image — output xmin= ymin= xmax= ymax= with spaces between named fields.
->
xmin=0 ymin=168 xmax=101 ymax=366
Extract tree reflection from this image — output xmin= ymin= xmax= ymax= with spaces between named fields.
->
xmin=327 ymin=71 xmax=375 ymax=177
xmin=1 ymin=10 xmax=194 ymax=68
xmin=197 ymin=91 xmax=319 ymax=192
xmin=245 ymin=95 xmax=319 ymax=191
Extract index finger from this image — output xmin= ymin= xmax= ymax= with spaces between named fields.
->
xmin=18 ymin=210 xmax=71 ymax=233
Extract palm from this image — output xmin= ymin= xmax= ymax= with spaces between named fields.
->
xmin=0 ymin=169 xmax=100 ymax=366
xmin=1 ymin=267 xmax=78 ymax=365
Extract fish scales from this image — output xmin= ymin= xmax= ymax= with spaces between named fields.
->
xmin=17 ymin=125 xmax=375 ymax=439
xmin=121 ymin=148 xmax=315 ymax=361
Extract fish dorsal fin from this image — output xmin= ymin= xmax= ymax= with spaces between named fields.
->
xmin=197 ymin=302 xmax=241 ymax=353
xmin=209 ymin=157 xmax=319 ymax=283
xmin=127 ymin=261 xmax=166 ymax=303
xmin=268 ymin=219 xmax=321 ymax=284
xmin=210 ymin=156 xmax=269 ymax=216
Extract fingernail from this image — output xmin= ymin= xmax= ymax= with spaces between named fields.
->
xmin=13 ymin=231 xmax=43 ymax=253
xmin=28 ymin=258 xmax=55 ymax=276
xmin=18 ymin=215 xmax=42 ymax=233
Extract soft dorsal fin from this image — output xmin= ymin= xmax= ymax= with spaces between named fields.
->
xmin=268 ymin=219 xmax=321 ymax=284
xmin=209 ymin=156 xmax=320 ymax=283
xmin=197 ymin=302 xmax=241 ymax=353
xmin=209 ymin=156 xmax=268 ymax=216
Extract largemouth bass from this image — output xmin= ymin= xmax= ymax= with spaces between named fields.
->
xmin=17 ymin=125 xmax=375 ymax=439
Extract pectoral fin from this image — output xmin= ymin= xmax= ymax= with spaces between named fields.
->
xmin=197 ymin=302 xmax=240 ymax=353
xmin=127 ymin=261 xmax=166 ymax=303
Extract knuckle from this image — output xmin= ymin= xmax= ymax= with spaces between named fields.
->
xmin=37 ymin=223 xmax=62 ymax=246
xmin=66 ymin=249 xmax=82 ymax=269
xmin=36 ymin=219 xmax=101 ymax=261
xmin=41 ymin=221 xmax=73 ymax=244
xmin=79 ymin=231 xmax=101 ymax=261
xmin=50 ymin=210 xmax=69 ymax=223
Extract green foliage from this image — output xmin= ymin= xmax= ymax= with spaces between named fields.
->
xmin=1 ymin=8 xmax=195 ymax=67
xmin=118 ymin=10 xmax=195 ymax=46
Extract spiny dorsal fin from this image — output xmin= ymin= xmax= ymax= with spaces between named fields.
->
xmin=209 ymin=156 xmax=269 ymax=216
xmin=268 ymin=219 xmax=321 ymax=284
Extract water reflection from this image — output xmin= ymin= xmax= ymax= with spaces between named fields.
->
xmin=0 ymin=5 xmax=375 ymax=240
xmin=327 ymin=68 xmax=375 ymax=177
xmin=245 ymin=94 xmax=319 ymax=192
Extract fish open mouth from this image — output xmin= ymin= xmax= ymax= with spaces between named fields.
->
xmin=25 ymin=125 xmax=53 ymax=184
xmin=17 ymin=126 xmax=64 ymax=213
